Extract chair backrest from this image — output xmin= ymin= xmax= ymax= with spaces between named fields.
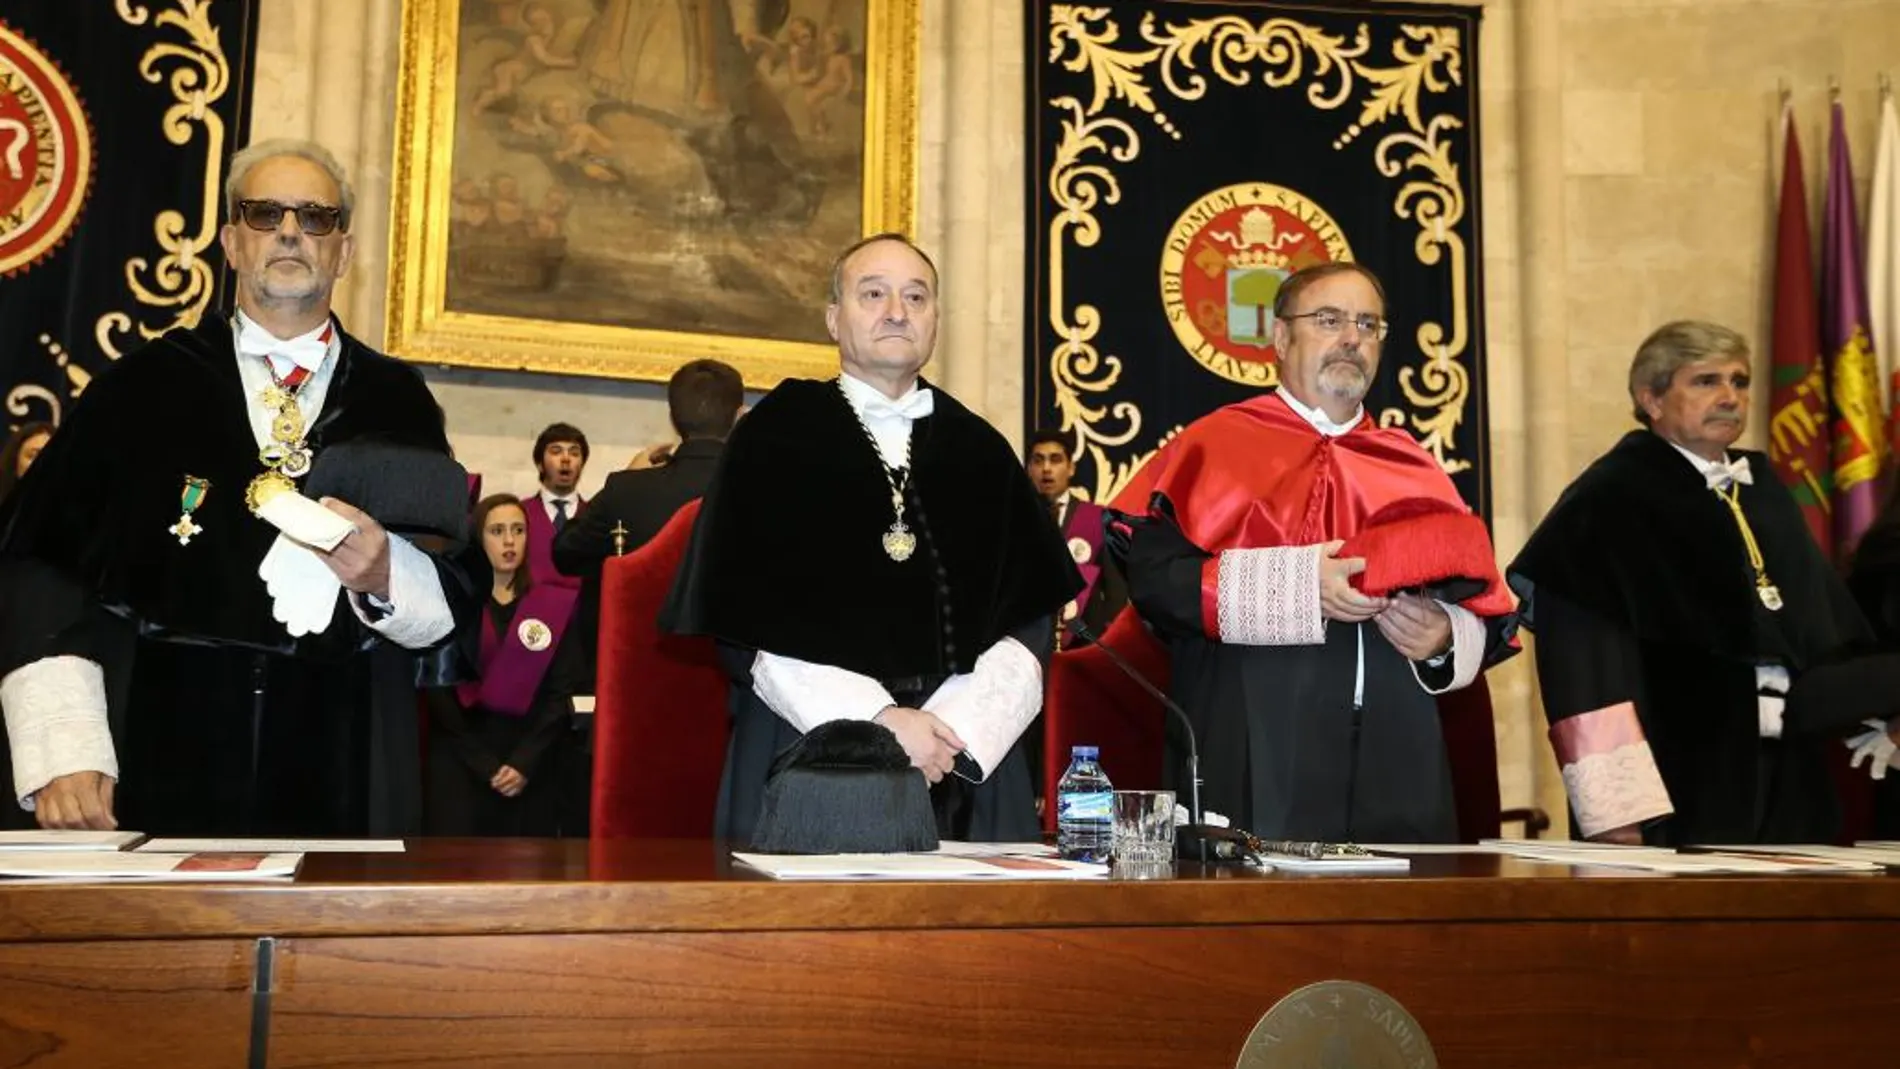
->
xmin=591 ymin=499 xmax=729 ymax=839
xmin=1040 ymin=608 xmax=1507 ymax=843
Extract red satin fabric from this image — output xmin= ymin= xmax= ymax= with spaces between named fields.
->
xmin=591 ymin=499 xmax=729 ymax=839
xmin=1128 ymin=392 xmax=1513 ymax=618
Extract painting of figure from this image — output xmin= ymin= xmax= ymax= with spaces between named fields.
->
xmin=440 ymin=0 xmax=880 ymax=347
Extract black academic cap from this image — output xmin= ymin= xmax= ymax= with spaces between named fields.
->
xmin=748 ymin=719 xmax=941 ymax=854
xmin=304 ymin=440 xmax=470 ymax=546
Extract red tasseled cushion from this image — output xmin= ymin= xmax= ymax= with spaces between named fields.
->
xmin=1338 ymin=497 xmax=1495 ymax=599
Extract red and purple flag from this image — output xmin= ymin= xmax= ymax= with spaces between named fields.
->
xmin=1768 ymin=105 xmax=1833 ymax=555
xmin=1823 ymin=100 xmax=1886 ymax=558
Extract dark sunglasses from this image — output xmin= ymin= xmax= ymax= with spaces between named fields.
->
xmin=236 ymin=199 xmax=344 ymax=236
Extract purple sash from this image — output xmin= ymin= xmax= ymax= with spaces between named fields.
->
xmin=524 ymin=493 xmax=583 ymax=589
xmin=455 ymin=583 xmax=579 ymax=716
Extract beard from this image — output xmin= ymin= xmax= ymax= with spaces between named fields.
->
xmin=1316 ymin=352 xmax=1370 ymax=402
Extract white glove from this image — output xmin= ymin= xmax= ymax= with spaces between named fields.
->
xmin=258 ymin=534 xmax=344 ymax=637
xmin=1845 ymin=718 xmax=1900 ymax=781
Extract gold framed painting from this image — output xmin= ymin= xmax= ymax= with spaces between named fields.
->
xmin=387 ymin=0 xmax=920 ymax=387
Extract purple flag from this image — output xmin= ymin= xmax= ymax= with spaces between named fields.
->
xmin=1824 ymin=100 xmax=1886 ymax=557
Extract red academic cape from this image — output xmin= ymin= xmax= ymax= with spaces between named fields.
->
xmin=1124 ymin=392 xmax=1513 ymax=624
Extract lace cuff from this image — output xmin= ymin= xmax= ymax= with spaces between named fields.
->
xmin=1208 ymin=545 xmax=1325 ymax=645
xmin=1550 ymin=702 xmax=1672 ymax=837
xmin=750 ymin=652 xmax=895 ymax=735
xmin=925 ymin=638 xmax=1042 ymax=782
xmin=1410 ymin=600 xmax=1487 ymax=694
xmin=2 ymin=656 xmax=119 ymax=811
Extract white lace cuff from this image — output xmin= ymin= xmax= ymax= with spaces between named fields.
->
xmin=750 ymin=651 xmax=895 ymax=735
xmin=2 ymin=656 xmax=119 ymax=811
xmin=1411 ymin=600 xmax=1487 ymax=694
xmin=1560 ymin=741 xmax=1674 ymax=838
xmin=925 ymin=637 xmax=1043 ymax=782
xmin=349 ymin=535 xmax=455 ymax=648
xmin=1215 ymin=545 xmax=1324 ymax=646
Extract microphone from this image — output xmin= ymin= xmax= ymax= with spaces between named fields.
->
xmin=1067 ymin=619 xmax=1241 ymax=864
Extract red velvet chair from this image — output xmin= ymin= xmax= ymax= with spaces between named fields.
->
xmin=590 ymin=499 xmax=730 ymax=839
xmin=1041 ymin=610 xmax=1524 ymax=842
xmin=1040 ymin=611 xmax=1170 ymax=834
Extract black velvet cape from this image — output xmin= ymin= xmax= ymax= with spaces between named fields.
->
xmin=1509 ymin=430 xmax=1873 ymax=843
xmin=662 ymin=378 xmax=1080 ymax=679
xmin=662 ymin=378 xmax=1081 ymax=844
xmin=0 ymin=315 xmax=479 ymax=835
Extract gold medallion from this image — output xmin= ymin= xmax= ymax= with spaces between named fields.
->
xmin=1759 ymin=583 xmax=1784 ymax=612
xmin=271 ymin=407 xmax=305 ymax=443
xmin=279 ymin=447 xmax=313 ymax=478
xmin=882 ymin=526 xmax=917 ymax=562
xmin=258 ymin=385 xmax=289 ymax=409
xmin=245 ymin=470 xmax=296 ymax=513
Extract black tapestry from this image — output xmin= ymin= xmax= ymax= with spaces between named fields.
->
xmin=0 ymin=1 xmax=258 ymax=433
xmin=1024 ymin=0 xmax=1489 ymax=515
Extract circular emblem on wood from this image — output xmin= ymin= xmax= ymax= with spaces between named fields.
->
xmin=0 ymin=22 xmax=93 ymax=277
xmin=1236 ymin=980 xmax=1436 ymax=1069
xmin=1159 ymin=183 xmax=1353 ymax=386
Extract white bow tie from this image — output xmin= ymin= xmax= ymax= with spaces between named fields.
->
xmin=237 ymin=317 xmax=331 ymax=373
xmin=860 ymin=388 xmax=935 ymax=422
xmin=1705 ymin=457 xmax=1753 ymax=490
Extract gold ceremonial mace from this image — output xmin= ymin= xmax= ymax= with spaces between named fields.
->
xmin=611 ymin=520 xmax=629 ymax=556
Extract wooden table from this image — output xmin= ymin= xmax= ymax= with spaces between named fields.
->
xmin=0 ymin=839 xmax=1894 ymax=1068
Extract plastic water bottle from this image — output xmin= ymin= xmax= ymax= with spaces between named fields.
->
xmin=1056 ymin=745 xmax=1113 ymax=862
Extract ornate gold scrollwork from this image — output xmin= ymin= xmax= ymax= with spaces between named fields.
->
xmin=1042 ymin=5 xmax=1476 ymax=499
xmin=94 ymin=0 xmax=230 ymax=360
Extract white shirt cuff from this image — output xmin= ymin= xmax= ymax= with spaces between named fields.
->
xmin=1411 ymin=601 xmax=1486 ymax=695
xmin=1757 ymin=664 xmax=1791 ymax=739
xmin=2 ymin=656 xmax=118 ymax=811
xmin=1216 ymin=545 xmax=1325 ymax=645
xmin=750 ymin=651 xmax=896 ymax=735
xmin=349 ymin=534 xmax=455 ymax=648
xmin=923 ymin=637 xmax=1043 ymax=782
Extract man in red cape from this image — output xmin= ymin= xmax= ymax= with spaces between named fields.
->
xmin=1120 ymin=263 xmax=1517 ymax=843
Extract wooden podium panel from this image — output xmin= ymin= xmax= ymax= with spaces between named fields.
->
xmin=0 ymin=840 xmax=1895 ymax=1068
xmin=0 ymin=940 xmax=252 ymax=1069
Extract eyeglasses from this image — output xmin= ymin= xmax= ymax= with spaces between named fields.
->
xmin=1281 ymin=307 xmax=1390 ymax=341
xmin=235 ymin=199 xmax=344 ymax=237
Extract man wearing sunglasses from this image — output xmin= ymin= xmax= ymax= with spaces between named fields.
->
xmin=0 ymin=139 xmax=476 ymax=836
xmin=1119 ymin=261 xmax=1517 ymax=844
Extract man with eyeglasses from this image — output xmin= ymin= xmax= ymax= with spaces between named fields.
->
xmin=0 ymin=138 xmax=477 ymax=836
xmin=1120 ymin=261 xmax=1517 ymax=843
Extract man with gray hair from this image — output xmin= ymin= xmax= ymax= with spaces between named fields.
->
xmin=0 ymin=138 xmax=477 ymax=835
xmin=1511 ymin=320 xmax=1891 ymax=845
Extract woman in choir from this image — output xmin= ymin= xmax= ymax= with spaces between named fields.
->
xmin=425 ymin=493 xmax=578 ymax=835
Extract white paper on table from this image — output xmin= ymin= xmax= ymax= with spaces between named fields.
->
xmin=1258 ymin=853 xmax=1411 ymax=874
xmin=732 ymin=852 xmax=1105 ymax=880
xmin=136 ymin=838 xmax=405 ymax=854
xmin=927 ymin=841 xmax=1057 ymax=858
xmin=1695 ymin=843 xmax=1900 ymax=867
xmin=1356 ymin=843 xmax=1497 ymax=855
xmin=255 ymin=490 xmax=356 ymax=551
xmin=1496 ymin=846 xmax=1879 ymax=874
xmin=0 ymin=851 xmax=303 ymax=881
xmin=0 ymin=830 xmax=145 ymax=851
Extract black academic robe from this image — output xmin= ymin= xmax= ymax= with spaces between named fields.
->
xmin=662 ymin=379 xmax=1081 ymax=844
xmin=1843 ymin=524 xmax=1900 ymax=839
xmin=424 ymin=597 xmax=567 ymax=836
xmin=1510 ymin=431 xmax=1874 ymax=845
xmin=0 ymin=314 xmax=478 ymax=836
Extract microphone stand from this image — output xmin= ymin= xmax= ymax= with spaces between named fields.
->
xmin=1068 ymin=620 xmax=1215 ymax=864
